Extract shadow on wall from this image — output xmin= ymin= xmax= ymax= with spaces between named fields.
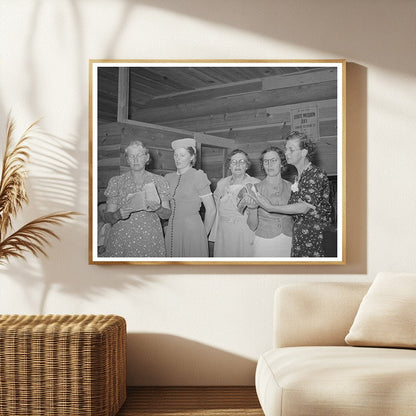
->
xmin=0 ymin=126 xmax=113 ymax=313
xmin=344 ymin=63 xmax=368 ymax=274
xmin=136 ymin=0 xmax=413 ymax=76
xmin=127 ymin=333 xmax=257 ymax=386
xmin=0 ymin=259 xmax=155 ymax=314
xmin=0 ymin=1 xmax=370 ymax=289
xmin=0 ymin=1 xmax=90 ymax=309
xmin=0 ymin=1 xmax=138 ymax=308
xmin=0 ymin=126 xmax=159 ymax=313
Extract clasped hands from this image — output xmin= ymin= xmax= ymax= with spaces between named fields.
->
xmin=241 ymin=193 xmax=315 ymax=214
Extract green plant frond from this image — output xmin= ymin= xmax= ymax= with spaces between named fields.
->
xmin=0 ymin=211 xmax=79 ymax=264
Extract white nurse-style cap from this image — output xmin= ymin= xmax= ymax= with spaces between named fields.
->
xmin=171 ymin=138 xmax=196 ymax=151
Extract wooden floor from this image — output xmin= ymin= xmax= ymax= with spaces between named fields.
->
xmin=116 ymin=386 xmax=264 ymax=416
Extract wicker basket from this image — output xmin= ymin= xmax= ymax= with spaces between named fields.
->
xmin=0 ymin=314 xmax=126 ymax=416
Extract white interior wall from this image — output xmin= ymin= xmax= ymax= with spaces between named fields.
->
xmin=0 ymin=0 xmax=415 ymax=385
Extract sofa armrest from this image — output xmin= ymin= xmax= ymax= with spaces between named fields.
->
xmin=273 ymin=282 xmax=370 ymax=348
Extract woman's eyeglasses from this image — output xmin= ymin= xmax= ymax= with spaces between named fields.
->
xmin=230 ymin=159 xmax=247 ymax=166
xmin=263 ymin=158 xmax=279 ymax=165
xmin=127 ymin=153 xmax=147 ymax=161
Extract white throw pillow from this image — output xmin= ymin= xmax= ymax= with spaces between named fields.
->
xmin=345 ymin=272 xmax=416 ymax=348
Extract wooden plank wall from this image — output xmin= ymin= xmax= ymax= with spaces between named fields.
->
xmin=200 ymin=146 xmax=227 ymax=189
xmin=98 ymin=104 xmax=337 ymax=199
xmin=97 ymin=122 xmax=184 ymax=201
xmin=199 ymin=98 xmax=337 ymax=183
xmin=97 ymin=121 xmax=234 ymax=200
xmin=98 ymin=67 xmax=118 ymax=122
xmin=97 ymin=68 xmax=340 ymax=199
xmin=130 ymin=68 xmax=339 ymax=180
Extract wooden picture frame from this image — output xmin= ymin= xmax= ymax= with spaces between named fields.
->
xmin=89 ymin=60 xmax=346 ymax=265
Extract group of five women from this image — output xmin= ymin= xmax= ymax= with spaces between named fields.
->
xmin=99 ymin=131 xmax=332 ymax=258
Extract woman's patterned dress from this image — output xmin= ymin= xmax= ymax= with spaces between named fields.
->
xmin=288 ymin=164 xmax=332 ymax=257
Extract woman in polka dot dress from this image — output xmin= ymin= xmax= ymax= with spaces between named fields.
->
xmin=103 ymin=141 xmax=171 ymax=257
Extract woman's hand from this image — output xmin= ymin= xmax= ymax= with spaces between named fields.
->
xmin=146 ymin=200 xmax=161 ymax=212
xmin=118 ymin=200 xmax=162 ymax=217
xmin=255 ymin=194 xmax=273 ymax=211
xmin=298 ymin=200 xmax=316 ymax=213
xmin=119 ymin=207 xmax=134 ymax=219
xmin=243 ymin=195 xmax=259 ymax=209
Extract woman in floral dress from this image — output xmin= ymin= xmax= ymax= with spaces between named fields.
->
xmin=255 ymin=131 xmax=332 ymax=257
xmin=103 ymin=141 xmax=171 ymax=257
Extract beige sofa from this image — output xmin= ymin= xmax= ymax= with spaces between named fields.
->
xmin=255 ymin=282 xmax=416 ymax=416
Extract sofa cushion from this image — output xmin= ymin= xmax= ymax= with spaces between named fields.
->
xmin=345 ymin=272 xmax=416 ymax=348
xmin=274 ymin=282 xmax=370 ymax=348
xmin=256 ymin=346 xmax=416 ymax=416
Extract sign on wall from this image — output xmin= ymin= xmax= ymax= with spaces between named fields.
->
xmin=291 ymin=106 xmax=319 ymax=142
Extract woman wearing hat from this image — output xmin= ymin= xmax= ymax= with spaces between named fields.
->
xmin=103 ymin=140 xmax=171 ymax=257
xmin=164 ymin=138 xmax=216 ymax=257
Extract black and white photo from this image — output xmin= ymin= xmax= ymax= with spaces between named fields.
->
xmin=89 ymin=60 xmax=345 ymax=264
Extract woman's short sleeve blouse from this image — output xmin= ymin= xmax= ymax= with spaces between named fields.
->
xmin=194 ymin=169 xmax=212 ymax=196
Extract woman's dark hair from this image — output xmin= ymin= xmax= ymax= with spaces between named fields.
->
xmin=184 ymin=146 xmax=197 ymax=167
xmin=286 ymin=131 xmax=316 ymax=161
xmin=226 ymin=149 xmax=251 ymax=170
xmin=259 ymin=146 xmax=287 ymax=175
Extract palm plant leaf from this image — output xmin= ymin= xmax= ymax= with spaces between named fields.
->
xmin=0 ymin=212 xmax=78 ymax=264
xmin=0 ymin=117 xmax=38 ymax=239
xmin=0 ymin=116 xmax=79 ymax=265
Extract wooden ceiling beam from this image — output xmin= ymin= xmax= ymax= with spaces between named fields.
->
xmin=131 ymin=80 xmax=337 ymax=123
xmin=130 ymin=68 xmax=336 ymax=110
xmin=159 ymin=99 xmax=337 ymax=132
xmin=117 ymin=67 xmax=129 ymax=122
xmin=131 ymin=79 xmax=262 ymax=112
xmin=120 ymin=119 xmax=236 ymax=149
xmin=210 ymin=118 xmax=337 ymax=144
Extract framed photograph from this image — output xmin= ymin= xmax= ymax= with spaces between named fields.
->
xmin=89 ymin=60 xmax=345 ymax=265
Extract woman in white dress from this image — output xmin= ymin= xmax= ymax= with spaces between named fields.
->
xmin=210 ymin=149 xmax=260 ymax=257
